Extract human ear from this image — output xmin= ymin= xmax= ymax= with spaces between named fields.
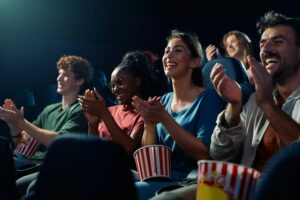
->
xmin=191 ymin=58 xmax=201 ymax=69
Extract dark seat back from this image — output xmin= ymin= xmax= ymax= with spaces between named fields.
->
xmin=202 ymin=57 xmax=249 ymax=89
xmin=24 ymin=134 xmax=137 ymax=200
xmin=0 ymin=136 xmax=17 ymax=200
xmin=202 ymin=57 xmax=254 ymax=104
xmin=14 ymin=89 xmax=36 ymax=121
xmin=254 ymin=143 xmax=300 ymax=200
xmin=35 ymin=84 xmax=61 ymax=114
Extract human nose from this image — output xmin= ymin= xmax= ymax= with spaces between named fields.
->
xmin=260 ymin=39 xmax=273 ymax=53
xmin=165 ymin=48 xmax=176 ymax=58
xmin=57 ymin=74 xmax=62 ymax=82
xmin=226 ymin=42 xmax=233 ymax=50
xmin=109 ymin=83 xmax=120 ymax=92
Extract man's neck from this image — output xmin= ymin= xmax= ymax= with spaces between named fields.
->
xmin=276 ymin=71 xmax=300 ymax=101
xmin=61 ymin=93 xmax=78 ymax=109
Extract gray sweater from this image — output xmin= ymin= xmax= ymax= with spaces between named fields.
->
xmin=210 ymin=86 xmax=300 ymax=167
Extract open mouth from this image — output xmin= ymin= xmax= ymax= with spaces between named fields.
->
xmin=266 ymin=57 xmax=279 ymax=65
xmin=166 ymin=62 xmax=176 ymax=68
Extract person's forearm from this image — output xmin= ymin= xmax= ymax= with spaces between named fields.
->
xmin=7 ymin=123 xmax=21 ymax=137
xmin=101 ymin=109 xmax=136 ymax=154
xmin=8 ymin=124 xmax=21 ymax=146
xmin=224 ymin=102 xmax=242 ymax=128
xmin=142 ymin=122 xmax=157 ymax=146
xmin=19 ymin=119 xmax=58 ymax=146
xmin=88 ymin=121 xmax=99 ymax=135
xmin=161 ymin=114 xmax=209 ymax=160
xmin=261 ymin=103 xmax=300 ymax=144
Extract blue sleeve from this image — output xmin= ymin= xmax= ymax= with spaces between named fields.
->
xmin=196 ymin=89 xmax=226 ymax=148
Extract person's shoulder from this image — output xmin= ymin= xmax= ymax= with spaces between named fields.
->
xmin=200 ymin=89 xmax=226 ymax=104
xmin=197 ymin=88 xmax=218 ymax=99
xmin=107 ymin=105 xmax=122 ymax=112
xmin=43 ymin=102 xmax=62 ymax=111
xmin=161 ymin=92 xmax=173 ymax=102
xmin=60 ymin=101 xmax=83 ymax=114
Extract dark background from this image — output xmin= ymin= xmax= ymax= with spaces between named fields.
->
xmin=0 ymin=0 xmax=298 ymax=104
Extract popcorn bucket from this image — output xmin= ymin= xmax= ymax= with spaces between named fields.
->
xmin=196 ymin=160 xmax=260 ymax=200
xmin=14 ymin=131 xmax=40 ymax=157
xmin=134 ymin=145 xmax=171 ymax=181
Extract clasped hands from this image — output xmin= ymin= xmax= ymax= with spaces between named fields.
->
xmin=132 ymin=96 xmax=166 ymax=124
xmin=210 ymin=56 xmax=274 ymax=109
xmin=0 ymin=98 xmax=24 ymax=124
xmin=78 ymin=88 xmax=107 ymax=123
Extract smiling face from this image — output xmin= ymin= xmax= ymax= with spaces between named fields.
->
xmin=56 ymin=68 xmax=83 ymax=96
xmin=162 ymin=37 xmax=197 ymax=80
xmin=110 ymin=67 xmax=140 ymax=105
xmin=224 ymin=34 xmax=247 ymax=60
xmin=259 ymin=25 xmax=300 ymax=82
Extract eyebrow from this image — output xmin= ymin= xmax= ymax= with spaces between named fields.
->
xmin=165 ymin=44 xmax=185 ymax=49
xmin=260 ymin=35 xmax=286 ymax=44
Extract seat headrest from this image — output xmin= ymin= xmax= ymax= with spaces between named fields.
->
xmin=202 ymin=57 xmax=249 ymax=89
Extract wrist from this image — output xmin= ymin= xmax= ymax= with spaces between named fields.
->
xmin=223 ymin=114 xmax=240 ymax=128
xmin=144 ymin=122 xmax=156 ymax=129
xmin=223 ymin=104 xmax=241 ymax=127
xmin=88 ymin=120 xmax=99 ymax=126
xmin=160 ymin=112 xmax=172 ymax=124
xmin=101 ymin=108 xmax=110 ymax=118
xmin=259 ymin=101 xmax=276 ymax=113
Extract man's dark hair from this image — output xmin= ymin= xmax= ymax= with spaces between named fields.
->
xmin=257 ymin=11 xmax=300 ymax=46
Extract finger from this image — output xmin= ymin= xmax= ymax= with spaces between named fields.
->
xmin=84 ymin=89 xmax=95 ymax=99
xmin=132 ymin=96 xmax=144 ymax=104
xmin=216 ymin=76 xmax=226 ymax=93
xmin=78 ymin=95 xmax=85 ymax=100
xmin=77 ymin=96 xmax=85 ymax=104
xmin=132 ymin=100 xmax=143 ymax=111
xmin=20 ymin=107 xmax=25 ymax=117
xmin=93 ymin=87 xmax=103 ymax=100
xmin=210 ymin=63 xmax=222 ymax=80
xmin=3 ymin=99 xmax=13 ymax=109
xmin=248 ymin=56 xmax=265 ymax=86
xmin=10 ymin=99 xmax=17 ymax=108
xmin=132 ymin=100 xmax=150 ymax=114
xmin=210 ymin=63 xmax=225 ymax=89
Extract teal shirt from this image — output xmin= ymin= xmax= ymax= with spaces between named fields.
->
xmin=30 ymin=101 xmax=88 ymax=160
xmin=156 ymin=89 xmax=226 ymax=180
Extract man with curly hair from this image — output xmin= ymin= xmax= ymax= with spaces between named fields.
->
xmin=0 ymin=55 xmax=94 ymax=196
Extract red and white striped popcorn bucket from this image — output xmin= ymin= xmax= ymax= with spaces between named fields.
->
xmin=14 ymin=131 xmax=40 ymax=157
xmin=134 ymin=145 xmax=171 ymax=181
xmin=196 ymin=160 xmax=260 ymax=200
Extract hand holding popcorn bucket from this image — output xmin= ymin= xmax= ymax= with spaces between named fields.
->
xmin=196 ymin=160 xmax=260 ymax=200
xmin=14 ymin=131 xmax=40 ymax=157
xmin=134 ymin=145 xmax=171 ymax=181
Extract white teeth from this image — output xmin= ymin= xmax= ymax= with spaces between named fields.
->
xmin=266 ymin=58 xmax=279 ymax=64
xmin=166 ymin=62 xmax=176 ymax=67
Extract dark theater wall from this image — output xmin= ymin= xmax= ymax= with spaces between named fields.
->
xmin=0 ymin=0 xmax=298 ymax=104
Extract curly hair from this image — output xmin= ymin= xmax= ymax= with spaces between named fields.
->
xmin=56 ymin=55 xmax=94 ymax=91
xmin=115 ymin=51 xmax=157 ymax=99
